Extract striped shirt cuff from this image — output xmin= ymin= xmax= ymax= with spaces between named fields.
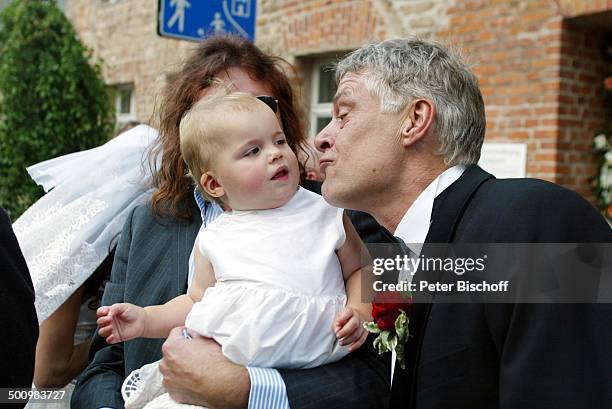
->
xmin=247 ymin=367 xmax=290 ymax=409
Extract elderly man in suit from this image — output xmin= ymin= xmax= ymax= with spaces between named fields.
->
xmin=314 ymin=38 xmax=612 ymax=409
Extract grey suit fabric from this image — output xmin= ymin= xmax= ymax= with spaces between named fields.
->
xmin=279 ymin=334 xmax=390 ymax=409
xmin=72 ymin=202 xmax=201 ymax=409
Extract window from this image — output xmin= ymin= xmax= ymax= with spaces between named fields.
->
xmin=113 ymin=83 xmax=136 ymax=129
xmin=309 ymin=60 xmax=337 ymax=137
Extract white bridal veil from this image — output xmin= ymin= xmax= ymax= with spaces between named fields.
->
xmin=13 ymin=125 xmax=158 ymax=323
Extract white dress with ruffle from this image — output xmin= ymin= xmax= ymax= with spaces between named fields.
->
xmin=122 ymin=187 xmax=349 ymax=408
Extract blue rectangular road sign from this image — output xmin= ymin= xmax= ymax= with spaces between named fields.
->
xmin=158 ymin=0 xmax=257 ymax=42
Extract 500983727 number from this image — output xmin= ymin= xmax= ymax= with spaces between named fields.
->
xmin=2 ymin=388 xmax=67 ymax=403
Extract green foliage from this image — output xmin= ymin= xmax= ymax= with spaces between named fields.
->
xmin=0 ymin=0 xmax=114 ymax=219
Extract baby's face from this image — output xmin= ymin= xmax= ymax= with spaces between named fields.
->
xmin=212 ymin=103 xmax=299 ymax=211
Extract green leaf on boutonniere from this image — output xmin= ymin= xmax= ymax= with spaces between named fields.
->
xmin=395 ymin=338 xmax=406 ymax=370
xmin=380 ymin=331 xmax=391 ymax=351
xmin=363 ymin=321 xmax=381 ymax=334
xmin=395 ymin=310 xmax=408 ymax=341
xmin=387 ymin=333 xmax=398 ymax=351
xmin=373 ymin=333 xmax=388 ymax=354
xmin=379 ymin=331 xmax=398 ymax=353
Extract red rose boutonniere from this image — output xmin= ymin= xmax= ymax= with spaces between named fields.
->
xmin=363 ymin=291 xmax=412 ymax=369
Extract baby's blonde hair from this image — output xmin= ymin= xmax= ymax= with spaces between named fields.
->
xmin=179 ymin=90 xmax=265 ymax=203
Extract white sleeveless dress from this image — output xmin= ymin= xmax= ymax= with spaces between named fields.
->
xmin=122 ymin=187 xmax=350 ymax=408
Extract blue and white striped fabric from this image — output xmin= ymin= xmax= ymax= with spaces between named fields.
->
xmin=193 ymin=189 xmax=290 ymax=409
xmin=187 ymin=190 xmax=223 ymax=286
xmin=247 ymin=367 xmax=290 ymax=409
xmin=194 ymin=189 xmax=223 ymax=227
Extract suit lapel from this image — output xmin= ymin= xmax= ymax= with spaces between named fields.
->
xmin=391 ymin=165 xmax=494 ymax=408
xmin=424 ymin=165 xmax=494 ymax=244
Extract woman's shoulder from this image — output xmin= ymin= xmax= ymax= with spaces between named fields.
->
xmin=129 ymin=200 xmax=202 ymax=232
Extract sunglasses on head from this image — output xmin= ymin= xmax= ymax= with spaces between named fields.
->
xmin=256 ymin=95 xmax=279 ymax=113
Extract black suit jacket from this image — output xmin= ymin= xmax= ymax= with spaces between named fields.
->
xmin=391 ymin=165 xmax=612 ymax=409
xmin=0 ymin=207 xmax=38 ymax=408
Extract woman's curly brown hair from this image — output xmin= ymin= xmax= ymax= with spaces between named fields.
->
xmin=148 ymin=35 xmax=307 ymax=219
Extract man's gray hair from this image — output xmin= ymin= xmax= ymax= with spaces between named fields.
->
xmin=335 ymin=37 xmax=485 ymax=165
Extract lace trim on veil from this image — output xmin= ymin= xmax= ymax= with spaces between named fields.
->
xmin=13 ymin=125 xmax=158 ymax=323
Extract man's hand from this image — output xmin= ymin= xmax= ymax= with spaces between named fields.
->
xmin=159 ymin=327 xmax=250 ymax=409
xmin=97 ymin=303 xmax=146 ymax=344
xmin=333 ymin=307 xmax=368 ymax=352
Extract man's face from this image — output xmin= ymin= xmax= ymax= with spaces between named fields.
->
xmin=314 ymin=73 xmax=405 ymax=210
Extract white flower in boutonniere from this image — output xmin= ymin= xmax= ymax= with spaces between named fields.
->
xmin=594 ymin=134 xmax=608 ymax=151
xmin=605 ymin=151 xmax=612 ymax=167
xmin=601 ymin=165 xmax=611 ymax=191
xmin=592 ymin=132 xmax=612 ymax=222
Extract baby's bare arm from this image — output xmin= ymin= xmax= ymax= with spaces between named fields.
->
xmin=337 ymin=212 xmax=370 ymax=312
xmin=335 ymin=212 xmax=372 ymax=351
xmin=189 ymin=241 xmax=217 ymax=301
xmin=98 ymin=239 xmax=217 ymax=342
xmin=144 ymin=240 xmax=218 ymax=338
xmin=337 ymin=212 xmax=366 ymax=282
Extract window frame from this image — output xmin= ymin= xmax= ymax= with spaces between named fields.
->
xmin=113 ymin=83 xmax=136 ymax=128
xmin=309 ymin=59 xmax=337 ymax=138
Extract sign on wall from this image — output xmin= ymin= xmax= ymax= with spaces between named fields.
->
xmin=157 ymin=0 xmax=256 ymax=42
xmin=478 ymin=142 xmax=527 ymax=178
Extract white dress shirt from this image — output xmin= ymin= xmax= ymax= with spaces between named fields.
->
xmin=395 ymin=165 xmax=466 ymax=253
xmin=390 ymin=165 xmax=465 ymax=378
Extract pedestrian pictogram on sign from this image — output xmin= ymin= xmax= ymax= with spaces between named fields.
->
xmin=158 ymin=0 xmax=257 ymax=42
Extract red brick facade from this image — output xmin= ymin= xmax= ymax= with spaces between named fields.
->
xmin=65 ymin=0 xmax=611 ymax=202
xmin=426 ymin=1 xmax=610 ymax=200
xmin=274 ymin=0 xmax=611 ymax=202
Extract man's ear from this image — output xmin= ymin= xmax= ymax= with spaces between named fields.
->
xmin=399 ymin=99 xmax=435 ymax=148
xmin=200 ymin=172 xmax=225 ymax=199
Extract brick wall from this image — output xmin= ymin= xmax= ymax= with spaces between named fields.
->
xmin=440 ymin=1 xmax=562 ymax=186
xmin=64 ymin=0 xmax=611 ymax=202
xmin=557 ymin=23 xmax=607 ymax=198
xmin=267 ymin=0 xmax=609 ymax=200
xmin=439 ymin=1 xmax=567 ymax=185
xmin=257 ymin=0 xmax=451 ymax=57
xmin=432 ymin=1 xmax=608 ymax=200
xmin=64 ymin=0 xmax=195 ymax=123
xmin=559 ymin=0 xmax=612 ymax=17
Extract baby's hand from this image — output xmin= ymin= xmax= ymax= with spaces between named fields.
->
xmin=333 ymin=307 xmax=368 ymax=352
xmin=97 ymin=303 xmax=146 ymax=344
